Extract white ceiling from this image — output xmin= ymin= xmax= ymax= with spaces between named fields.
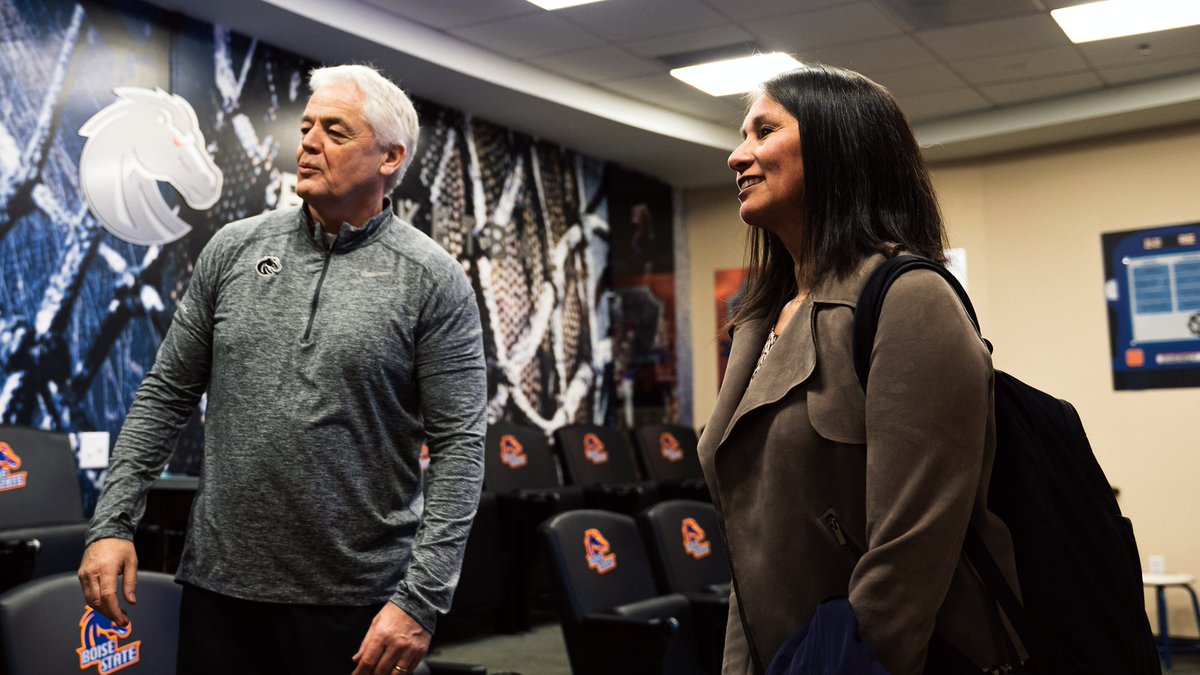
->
xmin=141 ymin=0 xmax=1200 ymax=188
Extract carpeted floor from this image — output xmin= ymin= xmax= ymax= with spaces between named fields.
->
xmin=429 ymin=624 xmax=1200 ymax=675
xmin=428 ymin=621 xmax=570 ymax=675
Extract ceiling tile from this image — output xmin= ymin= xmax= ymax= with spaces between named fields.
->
xmin=702 ymin=0 xmax=855 ymax=22
xmin=554 ymin=0 xmax=729 ymax=42
xmin=1098 ymin=57 xmax=1200 ymax=86
xmin=448 ymin=12 xmax=605 ymax=59
xmin=875 ymin=0 xmax=1035 ymax=31
xmin=600 ymin=73 xmax=745 ymax=125
xmin=527 ymin=45 xmax=662 ymax=83
xmin=979 ymin=71 xmax=1104 ymax=105
xmin=800 ymin=35 xmax=939 ymax=76
xmin=361 ymin=0 xmax=537 ymax=30
xmin=953 ymin=45 xmax=1091 ymax=86
xmin=874 ymin=63 xmax=969 ymax=97
xmin=1077 ymin=25 xmax=1200 ymax=69
xmin=621 ymin=24 xmax=757 ymax=59
xmin=898 ymin=88 xmax=992 ymax=123
xmin=917 ymin=13 xmax=1071 ymax=61
xmin=743 ymin=2 xmax=904 ymax=52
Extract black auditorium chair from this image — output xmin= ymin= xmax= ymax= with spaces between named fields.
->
xmin=540 ymin=509 xmax=708 ymax=675
xmin=483 ymin=422 xmax=584 ymax=631
xmin=553 ymin=424 xmax=659 ymax=516
xmin=631 ymin=425 xmax=710 ymax=502
xmin=0 ymin=426 xmax=88 ymax=594
xmin=0 ymin=571 xmax=181 ymax=675
xmin=440 ymin=488 xmax=508 ymax=638
xmin=639 ymin=500 xmax=731 ymax=673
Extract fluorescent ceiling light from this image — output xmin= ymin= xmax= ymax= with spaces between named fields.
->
xmin=1051 ymin=0 xmax=1200 ymax=43
xmin=670 ymin=53 xmax=804 ymax=97
xmin=525 ymin=0 xmax=606 ymax=9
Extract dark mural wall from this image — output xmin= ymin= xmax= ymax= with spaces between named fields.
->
xmin=0 ymin=0 xmax=681 ymax=510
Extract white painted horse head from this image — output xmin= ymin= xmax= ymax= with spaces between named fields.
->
xmin=79 ymin=87 xmax=223 ymax=246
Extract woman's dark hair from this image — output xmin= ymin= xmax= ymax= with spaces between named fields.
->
xmin=729 ymin=64 xmax=947 ymax=328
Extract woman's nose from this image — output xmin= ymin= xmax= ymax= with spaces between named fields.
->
xmin=728 ymin=142 xmax=752 ymax=173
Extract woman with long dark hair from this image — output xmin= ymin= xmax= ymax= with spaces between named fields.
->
xmin=697 ymin=65 xmax=1024 ymax=674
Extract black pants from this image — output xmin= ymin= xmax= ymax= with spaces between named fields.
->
xmin=177 ymin=583 xmax=384 ymax=675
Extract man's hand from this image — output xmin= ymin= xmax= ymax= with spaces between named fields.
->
xmin=77 ymin=538 xmax=138 ymax=627
xmin=351 ymin=603 xmax=430 ymax=675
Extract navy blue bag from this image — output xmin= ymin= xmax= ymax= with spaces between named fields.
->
xmin=766 ymin=598 xmax=890 ymax=675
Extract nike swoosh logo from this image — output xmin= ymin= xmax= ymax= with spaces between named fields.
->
xmin=361 ymin=271 xmax=391 ymax=278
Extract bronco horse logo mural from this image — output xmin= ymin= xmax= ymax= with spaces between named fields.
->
xmin=79 ymin=87 xmax=223 ymax=246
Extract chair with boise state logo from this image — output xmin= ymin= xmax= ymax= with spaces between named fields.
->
xmin=630 ymin=425 xmax=710 ymax=502
xmin=0 ymin=570 xmax=181 ymax=675
xmin=540 ymin=509 xmax=709 ymax=675
xmin=0 ymin=426 xmax=89 ymax=594
xmin=638 ymin=500 xmax=731 ymax=674
xmin=553 ymin=425 xmax=659 ymax=517
xmin=481 ymin=422 xmax=584 ymax=632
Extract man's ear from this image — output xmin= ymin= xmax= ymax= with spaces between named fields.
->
xmin=380 ymin=144 xmax=407 ymax=179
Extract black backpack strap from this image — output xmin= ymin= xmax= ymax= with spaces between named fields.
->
xmin=852 ymin=255 xmax=1032 ymax=666
xmin=853 ymin=254 xmax=983 ymax=390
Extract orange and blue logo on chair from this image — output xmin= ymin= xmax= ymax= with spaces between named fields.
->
xmin=0 ymin=442 xmax=28 ymax=492
xmin=582 ymin=433 xmax=608 ymax=465
xmin=583 ymin=527 xmax=617 ymax=574
xmin=419 ymin=444 xmax=430 ymax=473
xmin=659 ymin=432 xmax=684 ymax=463
xmin=77 ymin=607 xmax=141 ymax=674
xmin=681 ymin=517 xmax=712 ymax=560
xmin=499 ymin=434 xmax=528 ymax=469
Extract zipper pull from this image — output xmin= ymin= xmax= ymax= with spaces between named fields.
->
xmin=824 ymin=514 xmax=848 ymax=546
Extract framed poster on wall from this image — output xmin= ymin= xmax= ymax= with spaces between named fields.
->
xmin=1102 ymin=222 xmax=1200 ymax=390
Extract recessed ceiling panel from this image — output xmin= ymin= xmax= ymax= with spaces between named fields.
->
xmin=745 ymin=2 xmax=904 ymax=52
xmin=899 ymin=87 xmax=993 ymax=122
xmin=359 ymin=0 xmax=537 ymax=30
xmin=979 ymin=71 xmax=1103 ymax=105
xmin=801 ymin=35 xmax=939 ymax=75
xmin=876 ymin=0 xmax=1035 ymax=30
xmin=1077 ymin=25 xmax=1200 ymax=68
xmin=621 ymin=25 xmax=757 ymax=59
xmin=448 ymin=12 xmax=605 ymax=58
xmin=1098 ymin=57 xmax=1200 ymax=86
xmin=917 ymin=13 xmax=1072 ymax=61
xmin=702 ymin=0 xmax=855 ymax=22
xmin=601 ymin=73 xmax=745 ymax=125
xmin=554 ymin=0 xmax=729 ymax=42
xmin=528 ymin=45 xmax=662 ymax=83
xmin=954 ymin=45 xmax=1091 ymax=86
xmin=875 ymin=63 xmax=969 ymax=97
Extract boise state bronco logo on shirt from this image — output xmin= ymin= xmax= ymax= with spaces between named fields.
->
xmin=0 ymin=442 xmax=28 ymax=492
xmin=498 ymin=434 xmax=528 ymax=469
xmin=583 ymin=527 xmax=617 ymax=574
xmin=77 ymin=607 xmax=140 ymax=674
xmin=659 ymin=432 xmax=684 ymax=463
xmin=582 ymin=433 xmax=608 ymax=465
xmin=682 ymin=517 xmax=712 ymax=560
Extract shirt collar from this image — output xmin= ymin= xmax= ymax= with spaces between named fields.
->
xmin=300 ymin=198 xmax=393 ymax=252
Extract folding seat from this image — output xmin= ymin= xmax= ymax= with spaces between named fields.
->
xmin=540 ymin=509 xmax=708 ymax=675
xmin=553 ymin=424 xmax=659 ymax=516
xmin=631 ymin=424 xmax=710 ymax=502
xmin=0 ymin=571 xmax=181 ymax=675
xmin=639 ymin=500 xmax=731 ymax=672
xmin=0 ymin=426 xmax=88 ymax=593
xmin=482 ymin=422 xmax=584 ymax=631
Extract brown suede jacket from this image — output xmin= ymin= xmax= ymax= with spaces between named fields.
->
xmin=698 ymin=253 xmax=1023 ymax=675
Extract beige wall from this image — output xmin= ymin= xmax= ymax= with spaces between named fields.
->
xmin=685 ymin=123 xmax=1200 ymax=636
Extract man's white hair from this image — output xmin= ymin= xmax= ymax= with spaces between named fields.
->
xmin=308 ymin=64 xmax=420 ymax=192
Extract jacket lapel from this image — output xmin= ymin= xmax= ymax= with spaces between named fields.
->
xmin=715 ymin=299 xmax=817 ymax=451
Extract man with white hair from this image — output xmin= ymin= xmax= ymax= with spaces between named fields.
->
xmin=78 ymin=64 xmax=486 ymax=675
